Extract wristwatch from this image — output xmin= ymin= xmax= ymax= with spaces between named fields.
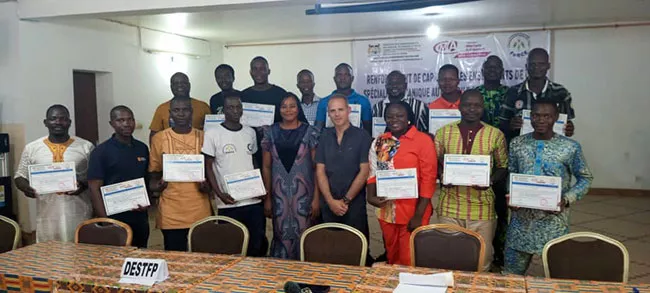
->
xmin=342 ymin=196 xmax=352 ymax=204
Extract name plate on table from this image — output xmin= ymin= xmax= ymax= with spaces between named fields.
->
xmin=204 ymin=114 xmax=225 ymax=131
xmin=241 ymin=103 xmax=275 ymax=127
xmin=120 ymin=258 xmax=169 ymax=286
xmin=376 ymin=168 xmax=418 ymax=199
xmin=509 ymin=174 xmax=562 ymax=212
xmin=101 ymin=178 xmax=150 ymax=216
xmin=224 ymin=169 xmax=266 ymax=201
xmin=429 ymin=109 xmax=461 ymax=135
xmin=372 ymin=117 xmax=386 ymax=137
xmin=442 ymin=154 xmax=491 ymax=186
xmin=163 ymin=154 xmax=205 ymax=182
xmin=520 ymin=110 xmax=568 ymax=136
xmin=326 ymin=104 xmax=361 ymax=128
xmin=28 ymin=162 xmax=77 ymax=194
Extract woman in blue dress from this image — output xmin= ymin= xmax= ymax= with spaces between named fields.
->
xmin=262 ymin=92 xmax=320 ymax=259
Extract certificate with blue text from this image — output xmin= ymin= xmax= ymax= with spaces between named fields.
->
xmin=372 ymin=117 xmax=387 ymax=138
xmin=376 ymin=168 xmax=418 ymax=199
xmin=429 ymin=109 xmax=461 ymax=134
xmin=241 ymin=103 xmax=275 ymax=127
xmin=204 ymin=114 xmax=225 ymax=131
xmin=509 ymin=173 xmax=562 ymax=212
xmin=28 ymin=162 xmax=77 ymax=194
xmin=224 ymin=169 xmax=266 ymax=201
xmin=163 ymin=154 xmax=205 ymax=182
xmin=101 ymin=178 xmax=150 ymax=216
xmin=442 ymin=154 xmax=491 ymax=186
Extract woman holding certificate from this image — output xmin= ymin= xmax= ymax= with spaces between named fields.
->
xmin=262 ymin=93 xmax=320 ymax=260
xmin=367 ymin=102 xmax=437 ymax=266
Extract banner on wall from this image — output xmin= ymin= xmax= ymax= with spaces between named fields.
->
xmin=352 ymin=31 xmax=550 ymax=104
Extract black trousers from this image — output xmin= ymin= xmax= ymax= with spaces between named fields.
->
xmin=320 ymin=193 xmax=373 ymax=265
xmin=162 ymin=228 xmax=189 ymax=251
xmin=110 ymin=211 xmax=150 ymax=248
xmin=493 ymin=177 xmax=509 ymax=265
xmin=219 ymin=202 xmax=268 ymax=257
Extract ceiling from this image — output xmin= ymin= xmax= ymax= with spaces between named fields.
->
xmin=104 ymin=0 xmax=650 ymax=44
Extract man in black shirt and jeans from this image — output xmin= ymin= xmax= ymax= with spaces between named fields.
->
xmin=88 ymin=106 xmax=151 ymax=248
xmin=210 ymin=64 xmax=241 ymax=114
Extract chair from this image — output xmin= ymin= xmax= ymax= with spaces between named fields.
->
xmin=188 ymin=216 xmax=249 ymax=256
xmin=300 ymin=223 xmax=368 ymax=266
xmin=75 ymin=218 xmax=132 ymax=246
xmin=0 ymin=215 xmax=20 ymax=253
xmin=410 ymin=224 xmax=485 ymax=272
xmin=543 ymin=232 xmax=629 ymax=283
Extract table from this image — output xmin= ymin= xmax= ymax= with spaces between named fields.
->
xmin=55 ymin=249 xmax=242 ymax=292
xmin=188 ymin=257 xmax=370 ymax=292
xmin=0 ymin=241 xmax=135 ymax=292
xmin=353 ymin=263 xmax=526 ymax=292
xmin=526 ymin=276 xmax=650 ymax=293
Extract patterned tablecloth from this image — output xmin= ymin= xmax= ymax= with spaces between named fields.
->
xmin=187 ymin=257 xmax=371 ymax=293
xmin=55 ymin=249 xmax=243 ymax=293
xmin=0 ymin=241 xmax=136 ymax=292
xmin=353 ymin=263 xmax=527 ymax=293
xmin=525 ymin=276 xmax=650 ymax=293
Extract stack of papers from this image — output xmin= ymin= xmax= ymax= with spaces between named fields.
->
xmin=393 ymin=272 xmax=454 ymax=293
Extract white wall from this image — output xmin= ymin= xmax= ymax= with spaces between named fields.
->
xmin=223 ymin=25 xmax=650 ymax=189
xmin=224 ymin=42 xmax=352 ymax=98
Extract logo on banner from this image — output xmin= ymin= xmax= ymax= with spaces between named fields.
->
xmin=508 ymin=33 xmax=531 ymax=58
xmin=433 ymin=40 xmax=458 ymax=54
xmin=367 ymin=44 xmax=381 ymax=57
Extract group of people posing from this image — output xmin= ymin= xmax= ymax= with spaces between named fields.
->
xmin=14 ymin=47 xmax=593 ymax=276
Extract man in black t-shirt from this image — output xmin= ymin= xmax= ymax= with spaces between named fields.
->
xmin=210 ymin=64 xmax=241 ymax=114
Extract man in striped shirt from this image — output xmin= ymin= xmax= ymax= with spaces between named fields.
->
xmin=371 ymin=70 xmax=429 ymax=133
xmin=499 ymin=48 xmax=575 ymax=142
xmin=434 ymin=89 xmax=508 ymax=271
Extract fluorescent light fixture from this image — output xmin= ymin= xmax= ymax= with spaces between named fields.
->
xmin=426 ymin=24 xmax=441 ymax=39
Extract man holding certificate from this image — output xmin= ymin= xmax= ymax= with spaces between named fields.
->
xmin=88 ymin=106 xmax=151 ymax=248
xmin=504 ymin=101 xmax=593 ymax=275
xmin=202 ymin=93 xmax=267 ymax=257
xmin=434 ymin=90 xmax=508 ymax=271
xmin=14 ymin=105 xmax=94 ymax=243
xmin=367 ymin=102 xmax=437 ymax=266
xmin=149 ymin=97 xmax=212 ymax=251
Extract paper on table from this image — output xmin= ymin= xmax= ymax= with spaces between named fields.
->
xmin=241 ymin=102 xmax=275 ymax=127
xmin=204 ymin=114 xmax=225 ymax=131
xmin=28 ymin=162 xmax=77 ymax=194
xmin=398 ymin=272 xmax=454 ymax=287
xmin=372 ymin=117 xmax=386 ymax=137
xmin=393 ymin=284 xmax=447 ymax=293
xmin=429 ymin=109 xmax=461 ymax=135
xmin=101 ymin=178 xmax=150 ymax=216
xmin=376 ymin=168 xmax=418 ymax=199
xmin=443 ymin=154 xmax=491 ymax=186
xmin=224 ymin=169 xmax=266 ymax=201
xmin=326 ymin=104 xmax=361 ymax=128
xmin=520 ymin=110 xmax=568 ymax=136
xmin=163 ymin=154 xmax=205 ymax=182
xmin=509 ymin=173 xmax=562 ymax=212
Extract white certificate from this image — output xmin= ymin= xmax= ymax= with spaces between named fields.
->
xmin=429 ymin=110 xmax=461 ymax=134
xmin=372 ymin=117 xmax=386 ymax=137
xmin=204 ymin=114 xmax=225 ymax=131
xmin=443 ymin=154 xmax=491 ymax=186
xmin=326 ymin=104 xmax=361 ymax=128
xmin=509 ymin=173 xmax=562 ymax=212
xmin=163 ymin=154 xmax=205 ymax=182
xmin=241 ymin=102 xmax=275 ymax=127
xmin=223 ymin=169 xmax=266 ymax=201
xmin=376 ymin=168 xmax=418 ymax=199
xmin=520 ymin=110 xmax=568 ymax=136
xmin=101 ymin=178 xmax=150 ymax=216
xmin=28 ymin=162 xmax=77 ymax=194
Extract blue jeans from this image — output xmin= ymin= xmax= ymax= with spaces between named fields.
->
xmin=219 ymin=202 xmax=267 ymax=257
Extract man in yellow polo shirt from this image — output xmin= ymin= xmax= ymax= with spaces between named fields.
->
xmin=149 ymin=72 xmax=211 ymax=142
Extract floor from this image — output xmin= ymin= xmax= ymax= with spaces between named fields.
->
xmin=146 ymin=193 xmax=650 ymax=284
